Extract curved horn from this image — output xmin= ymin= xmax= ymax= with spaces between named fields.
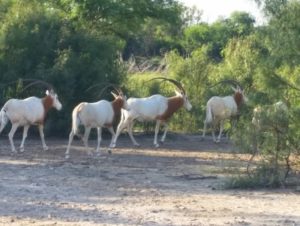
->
xmin=22 ymin=79 xmax=54 ymax=91
xmin=0 ymin=79 xmax=53 ymax=90
xmin=86 ymin=83 xmax=122 ymax=97
xmin=102 ymin=83 xmax=122 ymax=95
xmin=148 ymin=77 xmax=186 ymax=94
xmin=211 ymin=79 xmax=243 ymax=90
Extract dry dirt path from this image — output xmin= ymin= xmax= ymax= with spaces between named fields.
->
xmin=0 ymin=134 xmax=299 ymax=226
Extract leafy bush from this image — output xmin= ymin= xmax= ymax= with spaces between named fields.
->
xmin=124 ymin=47 xmax=213 ymax=133
xmin=229 ymin=101 xmax=299 ymax=188
xmin=0 ymin=2 xmax=124 ymax=136
xmin=226 ymin=164 xmax=287 ymax=189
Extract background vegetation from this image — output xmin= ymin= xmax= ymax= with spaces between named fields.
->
xmin=0 ymin=0 xmax=300 ymax=187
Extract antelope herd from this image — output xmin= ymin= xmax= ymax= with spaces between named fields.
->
xmin=0 ymin=78 xmax=286 ymax=157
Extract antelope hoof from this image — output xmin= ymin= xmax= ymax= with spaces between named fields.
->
xmin=19 ymin=147 xmax=25 ymax=153
xmin=43 ymin=146 xmax=49 ymax=151
xmin=154 ymin=143 xmax=160 ymax=148
xmin=95 ymin=150 xmax=101 ymax=157
xmin=109 ymin=143 xmax=116 ymax=148
xmin=134 ymin=143 xmax=140 ymax=147
xmin=65 ymin=154 xmax=70 ymax=159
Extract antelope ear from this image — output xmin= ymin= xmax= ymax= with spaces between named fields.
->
xmin=46 ymin=90 xmax=50 ymax=95
xmin=111 ymin=91 xmax=118 ymax=98
xmin=231 ymin=86 xmax=237 ymax=92
xmin=174 ymin=89 xmax=181 ymax=96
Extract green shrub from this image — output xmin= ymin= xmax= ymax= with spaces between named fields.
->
xmin=229 ymin=102 xmax=299 ymax=188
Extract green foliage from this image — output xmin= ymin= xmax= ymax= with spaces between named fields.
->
xmin=165 ymin=48 xmax=213 ymax=132
xmin=0 ymin=0 xmax=183 ymax=136
xmin=230 ymin=101 xmax=298 ymax=188
xmin=182 ymin=12 xmax=255 ymax=60
xmin=125 ymin=47 xmax=212 ymax=133
xmin=183 ymin=23 xmax=213 ymax=55
xmin=123 ymin=18 xmax=183 ymax=59
xmin=224 ymin=1 xmax=300 ymax=188
xmin=53 ymin=0 xmax=185 ymax=59
xmin=0 ymin=0 xmax=299 ymax=188
xmin=226 ymin=164 xmax=287 ymax=189
xmin=181 ymin=5 xmax=203 ymax=27
xmin=265 ymin=1 xmax=300 ymax=66
xmin=0 ymin=1 xmax=125 ymax=135
xmin=55 ymin=0 xmax=184 ymax=37
xmin=255 ymin=0 xmax=288 ymax=18
xmin=218 ymin=35 xmax=261 ymax=84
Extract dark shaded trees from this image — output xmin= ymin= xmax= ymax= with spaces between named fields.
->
xmin=0 ymin=0 xmax=184 ymax=135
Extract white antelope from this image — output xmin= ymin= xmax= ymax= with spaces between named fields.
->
xmin=65 ymin=86 xmax=129 ymax=159
xmin=110 ymin=77 xmax=192 ymax=148
xmin=202 ymin=80 xmax=247 ymax=143
xmin=0 ymin=81 xmax=62 ymax=152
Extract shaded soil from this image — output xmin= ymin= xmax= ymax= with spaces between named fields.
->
xmin=0 ymin=133 xmax=299 ymax=226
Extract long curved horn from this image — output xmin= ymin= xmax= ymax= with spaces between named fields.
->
xmin=148 ymin=77 xmax=186 ymax=94
xmin=210 ymin=79 xmax=243 ymax=90
xmin=22 ymin=79 xmax=54 ymax=91
xmin=0 ymin=79 xmax=53 ymax=90
xmin=102 ymin=83 xmax=122 ymax=95
xmin=86 ymin=83 xmax=123 ymax=97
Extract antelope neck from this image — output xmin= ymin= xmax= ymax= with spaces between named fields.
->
xmin=38 ymin=95 xmax=54 ymax=124
xmin=112 ymin=98 xmax=124 ymax=115
xmin=233 ymin=92 xmax=243 ymax=109
xmin=156 ymin=96 xmax=184 ymax=121
xmin=103 ymin=98 xmax=124 ymax=128
xmin=43 ymin=95 xmax=54 ymax=113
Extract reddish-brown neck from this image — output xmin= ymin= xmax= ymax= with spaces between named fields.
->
xmin=42 ymin=95 xmax=54 ymax=113
xmin=38 ymin=95 xmax=54 ymax=124
xmin=112 ymin=97 xmax=124 ymax=115
xmin=156 ymin=96 xmax=184 ymax=121
xmin=234 ymin=92 xmax=243 ymax=109
xmin=103 ymin=97 xmax=124 ymax=128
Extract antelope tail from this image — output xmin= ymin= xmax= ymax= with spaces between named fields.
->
xmin=71 ymin=104 xmax=84 ymax=135
xmin=0 ymin=106 xmax=9 ymax=133
xmin=205 ymin=104 xmax=213 ymax=124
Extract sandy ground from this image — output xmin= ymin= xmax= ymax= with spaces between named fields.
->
xmin=0 ymin=133 xmax=300 ymax=226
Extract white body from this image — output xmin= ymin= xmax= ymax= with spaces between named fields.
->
xmin=125 ymin=95 xmax=169 ymax=121
xmin=0 ymin=90 xmax=62 ymax=152
xmin=2 ymin=97 xmax=46 ymax=126
xmin=65 ymin=93 xmax=128 ymax=158
xmin=202 ymin=95 xmax=238 ymax=143
xmin=111 ymin=91 xmax=192 ymax=148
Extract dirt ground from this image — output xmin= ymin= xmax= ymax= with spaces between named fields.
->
xmin=0 ymin=133 xmax=300 ymax=226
